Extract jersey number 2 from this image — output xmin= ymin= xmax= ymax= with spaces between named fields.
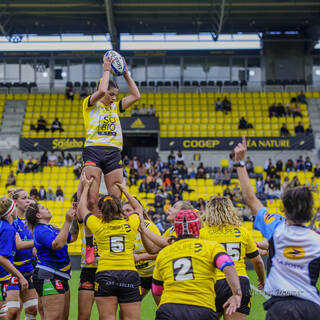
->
xmin=173 ymin=257 xmax=194 ymax=281
xmin=110 ymin=236 xmax=125 ymax=253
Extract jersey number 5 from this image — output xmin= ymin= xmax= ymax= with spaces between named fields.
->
xmin=221 ymin=242 xmax=241 ymax=261
xmin=173 ymin=257 xmax=194 ymax=281
xmin=110 ymin=236 xmax=125 ymax=253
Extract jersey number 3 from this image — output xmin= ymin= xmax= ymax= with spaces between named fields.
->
xmin=110 ymin=236 xmax=125 ymax=253
xmin=173 ymin=257 xmax=194 ymax=281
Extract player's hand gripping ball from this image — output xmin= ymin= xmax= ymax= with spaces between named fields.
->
xmin=105 ymin=50 xmax=125 ymax=76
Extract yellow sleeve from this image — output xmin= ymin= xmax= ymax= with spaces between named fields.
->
xmin=148 ymin=221 xmax=161 ymax=235
xmin=128 ymin=214 xmax=140 ymax=233
xmin=82 ymin=95 xmax=93 ymax=110
xmin=85 ymin=214 xmax=102 ymax=234
xmin=152 ymin=254 xmax=163 ymax=282
xmin=114 ymin=101 xmax=120 ymax=114
xmin=244 ymin=228 xmax=259 ymax=257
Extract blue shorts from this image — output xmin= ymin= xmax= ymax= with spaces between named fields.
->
xmin=7 ymin=271 xmax=34 ymax=291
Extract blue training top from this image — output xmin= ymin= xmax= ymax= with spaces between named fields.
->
xmin=12 ymin=217 xmax=34 ymax=273
xmin=33 ymin=224 xmax=71 ymax=279
xmin=0 ymin=219 xmax=16 ymax=282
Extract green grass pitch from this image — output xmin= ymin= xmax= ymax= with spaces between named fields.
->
xmin=23 ymin=269 xmax=319 ymax=319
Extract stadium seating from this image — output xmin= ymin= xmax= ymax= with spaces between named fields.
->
xmin=0 ymin=91 xmax=312 ymax=139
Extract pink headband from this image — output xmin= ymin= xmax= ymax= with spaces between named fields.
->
xmin=2 ymin=201 xmax=15 ymax=218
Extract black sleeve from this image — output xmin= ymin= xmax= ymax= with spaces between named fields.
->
xmin=152 ymin=278 xmax=164 ymax=286
xmin=119 ymin=99 xmax=125 ymax=113
xmin=246 ymin=250 xmax=260 ymax=259
xmin=84 ymin=213 xmax=93 ymax=226
xmin=87 ymin=95 xmax=93 ymax=107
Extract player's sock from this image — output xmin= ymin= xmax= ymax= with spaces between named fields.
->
xmin=85 ymin=236 xmax=95 ymax=264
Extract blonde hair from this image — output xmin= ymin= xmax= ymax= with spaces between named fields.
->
xmin=0 ymin=196 xmax=14 ymax=218
xmin=176 ymin=200 xmax=194 ymax=210
xmin=7 ymin=188 xmax=25 ymax=200
xmin=203 ymin=197 xmax=242 ymax=227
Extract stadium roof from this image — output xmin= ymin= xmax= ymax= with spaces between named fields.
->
xmin=1 ymin=0 xmax=319 ymax=49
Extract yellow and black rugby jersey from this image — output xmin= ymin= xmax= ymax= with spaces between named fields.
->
xmin=163 ymin=226 xmax=176 ymax=238
xmin=200 ymin=225 xmax=258 ymax=280
xmin=153 ymin=238 xmax=226 ymax=311
xmin=78 ymin=221 xmax=98 ymax=268
xmin=82 ymin=96 xmax=123 ymax=150
xmin=134 ymin=220 xmax=160 ymax=277
xmin=85 ymin=213 xmax=139 ymax=273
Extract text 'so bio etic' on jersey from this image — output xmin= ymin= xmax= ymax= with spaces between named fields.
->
xmin=78 ymin=221 xmax=98 ymax=269
xmin=254 ymin=207 xmax=320 ymax=306
xmin=200 ymin=225 xmax=259 ymax=280
xmin=0 ymin=220 xmax=16 ymax=282
xmin=12 ymin=217 xmax=34 ymax=273
xmin=134 ymin=220 xmax=161 ymax=277
xmin=153 ymin=238 xmax=227 ymax=311
xmin=33 ymin=224 xmax=71 ymax=279
xmin=84 ymin=213 xmax=140 ymax=273
xmin=82 ymin=96 xmax=123 ymax=150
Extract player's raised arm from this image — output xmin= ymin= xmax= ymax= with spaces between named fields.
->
xmin=78 ymin=173 xmax=94 ymax=221
xmin=234 ymin=136 xmax=263 ymax=216
xmin=116 ymin=182 xmax=143 ymax=214
xmin=121 ymin=57 xmax=141 ymax=110
xmin=88 ymin=55 xmax=112 ymax=106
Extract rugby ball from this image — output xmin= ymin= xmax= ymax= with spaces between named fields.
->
xmin=105 ymin=50 xmax=125 ymax=76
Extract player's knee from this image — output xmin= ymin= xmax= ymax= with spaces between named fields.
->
xmin=25 ymin=305 xmax=38 ymax=316
xmin=23 ymin=299 xmax=38 ymax=316
xmin=87 ymin=198 xmax=97 ymax=211
xmin=7 ymin=306 xmax=20 ymax=317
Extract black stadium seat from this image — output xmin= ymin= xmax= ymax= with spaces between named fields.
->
xmin=208 ymin=81 xmax=215 ymax=86
xmin=200 ymin=81 xmax=207 ymax=86
xmin=164 ymin=81 xmax=171 ymax=86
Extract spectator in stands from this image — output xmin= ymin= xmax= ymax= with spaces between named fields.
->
xmin=276 ymin=103 xmax=286 ymax=117
xmin=314 ymin=164 xmax=320 ymax=178
xmin=197 ymin=198 xmax=206 ymax=211
xmin=39 ymin=186 xmax=46 ymax=201
xmin=64 ymin=153 xmax=74 ymax=167
xmin=131 ymin=106 xmax=138 ymax=116
xmin=264 ymin=158 xmax=272 ymax=172
xmin=269 ymin=102 xmax=277 ymax=118
xmin=196 ymin=162 xmax=206 ymax=179
xmin=137 ymin=163 xmax=146 ymax=179
xmin=170 ymin=164 xmax=180 ymax=181
xmin=214 ymin=167 xmax=224 ymax=185
xmin=47 ymin=187 xmax=55 ymax=201
xmin=65 ymin=87 xmax=74 ymax=101
xmin=285 ymin=103 xmax=292 ymax=116
xmin=139 ymin=177 xmax=148 ymax=193
xmin=280 ymin=123 xmax=290 ymax=136
xmin=281 ymin=176 xmax=290 ymax=194
xmin=24 ymin=159 xmax=33 ymax=173
xmin=4 ymin=154 xmax=12 ymax=166
xmin=275 ymin=160 xmax=283 ymax=173
xmin=180 ymin=179 xmax=189 ymax=192
xmin=40 ymin=151 xmax=48 ymax=167
xmin=175 ymin=150 xmax=184 ymax=166
xmin=256 ymin=177 xmax=264 ymax=194
xmin=139 ymin=104 xmax=148 ymax=115
xmin=56 ymin=186 xmax=64 ymax=202
xmin=222 ymin=170 xmax=230 ymax=186
xmin=306 ymin=125 xmax=313 ymax=136
xmin=36 ymin=116 xmax=49 ymax=132
xmin=238 ymin=117 xmax=253 ymax=130
xmin=73 ymin=159 xmax=82 ymax=179
xmin=296 ymin=155 xmax=305 ymax=171
xmin=297 ymin=90 xmax=308 ymax=105
xmin=180 ymin=164 xmax=188 ymax=179
xmin=16 ymin=158 xmax=25 ymax=174
xmin=305 ymin=156 xmax=313 ymax=172
xmin=245 ymin=156 xmax=254 ymax=174
xmin=285 ymin=159 xmax=295 ymax=172
xmin=0 ymin=154 xmax=3 ymax=166
xmin=48 ymin=151 xmax=57 ymax=166
xmin=147 ymin=104 xmax=155 ymax=116
xmin=144 ymin=158 xmax=153 ymax=170
xmin=222 ymin=96 xmax=231 ymax=113
xmin=155 ymin=156 xmax=164 ymax=173
xmin=32 ymin=159 xmax=41 ymax=173
xmin=307 ymin=177 xmax=318 ymax=192
xmin=30 ymin=186 xmax=39 ymax=200
xmin=294 ymin=121 xmax=304 ymax=135
xmin=188 ymin=163 xmax=197 ymax=178
xmin=223 ymin=187 xmax=233 ymax=200
xmin=167 ymin=151 xmax=175 ymax=166
xmin=51 ymin=118 xmax=64 ymax=133
xmin=292 ymin=103 xmax=303 ymax=118
xmin=162 ymin=168 xmax=172 ymax=187
xmin=215 ymin=97 xmax=223 ymax=111
xmin=6 ymin=171 xmax=16 ymax=188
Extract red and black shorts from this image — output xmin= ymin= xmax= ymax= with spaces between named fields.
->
xmin=79 ymin=267 xmax=97 ymax=291
xmin=7 ymin=271 xmax=34 ymax=292
xmin=94 ymin=270 xmax=141 ymax=303
xmin=156 ymin=303 xmax=218 ymax=320
xmin=214 ymin=276 xmax=251 ymax=315
xmin=83 ymin=146 xmax=122 ymax=175
xmin=0 ymin=281 xmax=9 ymax=302
xmin=33 ymin=268 xmax=69 ymax=297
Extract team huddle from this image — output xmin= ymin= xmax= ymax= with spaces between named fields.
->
xmin=0 ymin=53 xmax=319 ymax=320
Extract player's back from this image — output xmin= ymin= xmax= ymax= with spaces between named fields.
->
xmin=200 ymin=224 xmax=258 ymax=280
xmin=153 ymin=237 xmax=225 ymax=311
